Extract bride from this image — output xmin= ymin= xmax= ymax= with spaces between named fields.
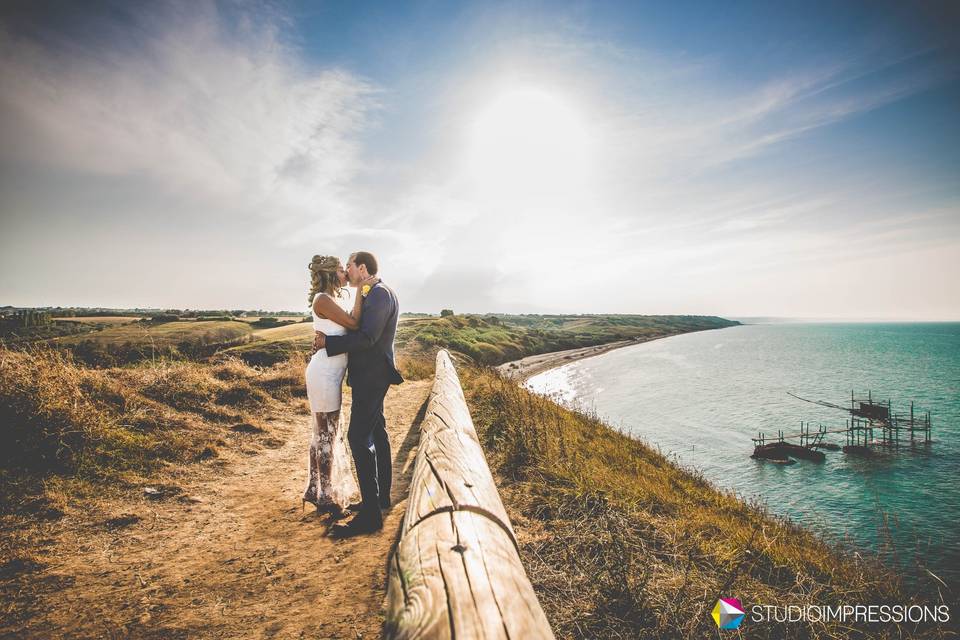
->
xmin=302 ymin=255 xmax=372 ymax=515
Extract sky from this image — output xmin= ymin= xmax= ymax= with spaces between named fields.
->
xmin=1 ymin=1 xmax=958 ymax=318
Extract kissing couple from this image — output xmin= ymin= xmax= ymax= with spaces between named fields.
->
xmin=302 ymin=251 xmax=404 ymax=538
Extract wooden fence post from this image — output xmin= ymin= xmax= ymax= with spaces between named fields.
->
xmin=384 ymin=349 xmax=555 ymax=639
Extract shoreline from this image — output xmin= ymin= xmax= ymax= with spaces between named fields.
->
xmin=498 ymin=323 xmax=743 ymax=383
xmin=497 ymin=333 xmax=680 ymax=383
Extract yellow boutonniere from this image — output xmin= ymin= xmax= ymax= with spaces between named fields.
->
xmin=361 ymin=284 xmax=372 ymax=298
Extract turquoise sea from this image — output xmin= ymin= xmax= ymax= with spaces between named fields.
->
xmin=526 ymin=322 xmax=960 ymax=588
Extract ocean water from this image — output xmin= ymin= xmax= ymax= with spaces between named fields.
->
xmin=526 ymin=323 xmax=960 ymax=587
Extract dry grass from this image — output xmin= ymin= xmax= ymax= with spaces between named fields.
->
xmin=396 ymin=354 xmax=436 ymax=381
xmin=0 ymin=346 xmax=308 ymax=513
xmin=0 ymin=346 xmax=317 ymax=635
xmin=250 ymin=322 xmax=314 ymax=340
xmin=460 ymin=367 xmax=953 ymax=639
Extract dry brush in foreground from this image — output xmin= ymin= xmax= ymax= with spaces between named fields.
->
xmin=0 ymin=346 xmax=307 ymax=512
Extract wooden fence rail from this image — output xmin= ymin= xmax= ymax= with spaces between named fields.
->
xmin=385 ymin=350 xmax=555 ymax=639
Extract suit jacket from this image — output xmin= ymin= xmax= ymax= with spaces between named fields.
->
xmin=324 ymin=281 xmax=404 ymax=388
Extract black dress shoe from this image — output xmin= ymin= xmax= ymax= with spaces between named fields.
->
xmin=330 ymin=513 xmax=383 ymax=538
xmin=348 ymin=499 xmax=391 ymax=512
xmin=313 ymin=501 xmax=345 ymax=518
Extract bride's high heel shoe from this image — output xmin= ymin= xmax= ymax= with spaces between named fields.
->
xmin=302 ymin=491 xmax=319 ymax=513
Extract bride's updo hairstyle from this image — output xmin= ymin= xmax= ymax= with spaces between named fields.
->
xmin=308 ymin=255 xmax=342 ymax=304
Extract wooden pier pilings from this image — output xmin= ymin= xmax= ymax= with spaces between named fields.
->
xmin=753 ymin=391 xmax=934 ymax=462
xmin=384 ymin=350 xmax=555 ymax=640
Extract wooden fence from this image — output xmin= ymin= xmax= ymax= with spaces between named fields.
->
xmin=385 ymin=350 xmax=555 ymax=639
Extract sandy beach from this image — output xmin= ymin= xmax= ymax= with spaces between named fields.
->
xmin=497 ymin=338 xmax=646 ymax=382
xmin=497 ymin=327 xmax=736 ymax=382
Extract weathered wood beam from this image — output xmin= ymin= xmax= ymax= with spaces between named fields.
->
xmin=385 ymin=350 xmax=554 ymax=640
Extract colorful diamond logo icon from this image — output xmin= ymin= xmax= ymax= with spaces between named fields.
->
xmin=712 ymin=597 xmax=745 ymax=629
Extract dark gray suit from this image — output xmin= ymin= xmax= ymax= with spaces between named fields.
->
xmin=325 ymin=282 xmax=403 ymax=518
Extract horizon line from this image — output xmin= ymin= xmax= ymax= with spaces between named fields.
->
xmin=1 ymin=304 xmax=957 ymax=323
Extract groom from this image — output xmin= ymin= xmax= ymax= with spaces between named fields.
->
xmin=313 ymin=251 xmax=404 ymax=537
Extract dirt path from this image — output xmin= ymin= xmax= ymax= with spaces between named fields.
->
xmin=4 ymin=380 xmax=432 ymax=640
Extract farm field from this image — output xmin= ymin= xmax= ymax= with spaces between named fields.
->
xmin=246 ymin=315 xmax=420 ymax=345
xmin=223 ymin=316 xmax=420 ymax=365
xmin=250 ymin=322 xmax=314 ymax=341
xmin=53 ymin=320 xmax=254 ymax=347
xmin=52 ymin=316 xmax=142 ymax=325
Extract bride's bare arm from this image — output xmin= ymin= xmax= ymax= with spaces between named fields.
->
xmin=313 ymin=294 xmax=360 ymax=330
xmin=350 ymin=283 xmax=364 ymax=321
xmin=344 ymin=277 xmax=378 ymax=322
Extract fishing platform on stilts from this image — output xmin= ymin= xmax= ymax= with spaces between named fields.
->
xmin=751 ymin=390 xmax=933 ymax=463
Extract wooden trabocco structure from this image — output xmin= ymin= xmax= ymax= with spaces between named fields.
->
xmin=844 ymin=391 xmax=932 ymax=455
xmin=385 ymin=350 xmax=555 ymax=639
xmin=751 ymin=422 xmax=831 ymax=463
xmin=752 ymin=390 xmax=933 ymax=462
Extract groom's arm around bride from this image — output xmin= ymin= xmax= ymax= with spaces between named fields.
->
xmin=321 ymin=281 xmax=404 ymax=388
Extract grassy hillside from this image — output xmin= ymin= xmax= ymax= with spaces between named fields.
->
xmin=250 ymin=322 xmax=314 ymax=341
xmin=397 ymin=314 xmax=738 ymax=364
xmin=53 ymin=319 xmax=254 ymax=347
xmin=0 ymin=346 xmax=306 ymax=511
xmin=53 ymin=316 xmax=142 ymax=325
xmin=0 ymin=318 xmax=105 ymax=343
xmin=10 ymin=310 xmax=737 ymax=370
xmin=225 ymin=313 xmax=739 ymax=367
xmin=47 ymin=319 xmax=256 ymax=365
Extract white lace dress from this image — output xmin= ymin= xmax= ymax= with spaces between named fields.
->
xmin=303 ymin=291 xmax=360 ymax=510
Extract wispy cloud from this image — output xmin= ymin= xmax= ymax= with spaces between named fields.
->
xmin=0 ymin=2 xmax=378 ymax=231
xmin=598 ymin=48 xmax=954 ymax=186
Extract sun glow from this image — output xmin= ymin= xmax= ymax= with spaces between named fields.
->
xmin=466 ymin=88 xmax=592 ymax=198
